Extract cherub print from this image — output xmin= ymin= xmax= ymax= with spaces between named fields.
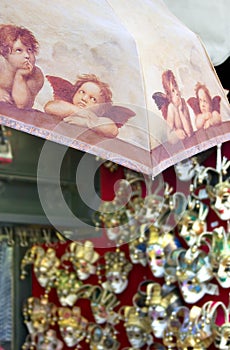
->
xmin=187 ymin=82 xmax=222 ymax=130
xmin=45 ymin=73 xmax=136 ymax=138
xmin=152 ymin=69 xmax=193 ymax=144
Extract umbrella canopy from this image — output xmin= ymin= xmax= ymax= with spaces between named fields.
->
xmin=0 ymin=0 xmax=229 ymax=178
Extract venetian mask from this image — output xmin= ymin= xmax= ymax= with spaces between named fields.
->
xmin=146 ymin=226 xmax=180 ymax=278
xmin=175 ymin=157 xmax=201 ymax=182
xmin=21 ymin=246 xmax=60 ymax=292
xmin=90 ymin=285 xmax=120 ymax=324
xmin=145 ymin=283 xmax=182 ymax=339
xmin=175 ymin=249 xmax=218 ymax=304
xmin=23 ymin=297 xmax=57 ymax=335
xmin=55 ymin=269 xmax=82 ymax=306
xmin=209 ymin=227 xmax=230 ymax=288
xmin=67 ymin=241 xmax=99 ymax=280
xmin=37 ymin=330 xmax=63 ymax=350
xmin=102 ymin=251 xmax=132 ymax=294
xmin=208 ymin=181 xmax=230 ymax=221
xmin=58 ymin=307 xmax=88 ymax=347
xmin=87 ymin=324 xmax=120 ymax=350
xmin=122 ymin=306 xmax=153 ymax=349
xmin=178 ymin=199 xmax=208 ymax=247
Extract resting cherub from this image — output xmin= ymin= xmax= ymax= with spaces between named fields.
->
xmin=152 ymin=69 xmax=193 ymax=143
xmin=44 ymin=73 xmax=135 ymax=138
xmin=187 ymin=82 xmax=222 ymax=130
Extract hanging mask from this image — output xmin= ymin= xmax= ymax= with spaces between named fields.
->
xmin=58 ymin=307 xmax=88 ymax=348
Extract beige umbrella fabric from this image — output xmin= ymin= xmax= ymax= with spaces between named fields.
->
xmin=0 ymin=0 xmax=229 ymax=178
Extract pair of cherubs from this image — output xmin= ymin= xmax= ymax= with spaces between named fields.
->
xmin=152 ymin=69 xmax=222 ymax=143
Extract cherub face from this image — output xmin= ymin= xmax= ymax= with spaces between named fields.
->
xmin=7 ymin=38 xmax=35 ymax=70
xmin=169 ymin=81 xmax=181 ymax=106
xmin=197 ymin=89 xmax=211 ymax=113
xmin=73 ymin=82 xmax=105 ymax=109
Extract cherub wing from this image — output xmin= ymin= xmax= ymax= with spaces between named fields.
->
xmin=105 ymin=105 xmax=136 ymax=128
xmin=212 ymin=95 xmax=221 ymax=113
xmin=152 ymin=92 xmax=169 ymax=119
xmin=187 ymin=97 xmax=200 ymax=115
xmin=46 ymin=75 xmax=75 ymax=103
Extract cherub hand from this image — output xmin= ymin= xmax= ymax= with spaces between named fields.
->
xmin=63 ymin=115 xmax=88 ymax=127
xmin=0 ymin=89 xmax=13 ymax=104
xmin=16 ymin=60 xmax=34 ymax=77
xmin=175 ymin=129 xmax=186 ymax=139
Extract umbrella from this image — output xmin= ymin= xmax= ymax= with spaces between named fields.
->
xmin=0 ymin=0 xmax=229 ymax=179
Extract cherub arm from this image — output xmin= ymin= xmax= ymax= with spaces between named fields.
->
xmin=44 ymin=99 xmax=79 ymax=117
xmin=12 ymin=65 xmax=44 ymax=109
xmin=64 ymin=112 xmax=119 ymax=138
xmin=45 ymin=99 xmax=118 ymax=138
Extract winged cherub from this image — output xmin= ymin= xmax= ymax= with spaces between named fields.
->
xmin=187 ymin=82 xmax=222 ymax=130
xmin=44 ymin=73 xmax=135 ymax=138
xmin=152 ymin=69 xmax=193 ymax=143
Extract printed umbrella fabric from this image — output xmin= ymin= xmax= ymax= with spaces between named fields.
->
xmin=0 ymin=0 xmax=229 ymax=178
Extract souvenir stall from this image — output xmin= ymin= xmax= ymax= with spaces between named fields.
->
xmin=11 ymin=139 xmax=228 ymax=350
xmin=0 ymin=1 xmax=230 ymax=349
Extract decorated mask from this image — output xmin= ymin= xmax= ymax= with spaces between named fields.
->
xmin=102 ymin=250 xmax=132 ymax=294
xmin=55 ymin=269 xmax=83 ymax=306
xmin=67 ymin=240 xmax=99 ymax=280
xmin=122 ymin=306 xmax=153 ymax=349
xmin=87 ymin=324 xmax=120 ymax=350
xmin=21 ymin=246 xmax=60 ymax=293
xmin=89 ymin=285 xmax=120 ymax=324
xmin=23 ymin=297 xmax=57 ymax=335
xmin=207 ymin=181 xmax=230 ymax=221
xmin=144 ymin=283 xmax=182 ymax=339
xmin=178 ymin=197 xmax=208 ymax=247
xmin=174 ymin=157 xmax=202 ymax=182
xmin=146 ymin=226 xmax=180 ymax=278
xmin=58 ymin=307 xmax=88 ymax=347
xmin=207 ymin=227 xmax=230 ymax=288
